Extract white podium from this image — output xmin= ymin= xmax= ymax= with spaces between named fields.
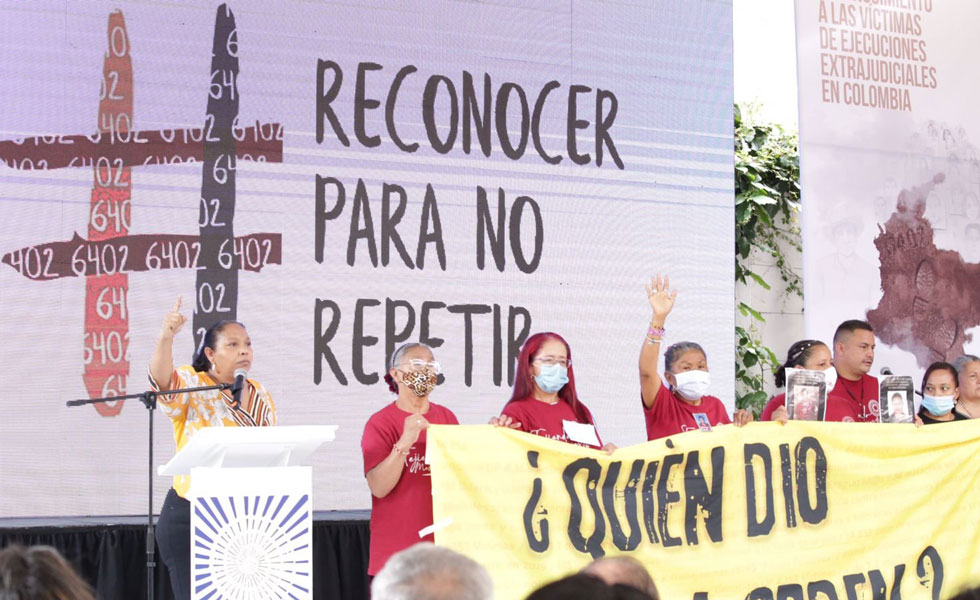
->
xmin=158 ymin=426 xmax=337 ymax=600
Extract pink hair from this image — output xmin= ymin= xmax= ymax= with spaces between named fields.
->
xmin=506 ymin=332 xmax=590 ymax=423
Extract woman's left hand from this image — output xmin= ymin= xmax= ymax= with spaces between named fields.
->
xmin=601 ymin=443 xmax=618 ymax=455
xmin=771 ymin=405 xmax=789 ymax=425
xmin=733 ymin=409 xmax=754 ymax=427
xmin=489 ymin=414 xmax=522 ymax=429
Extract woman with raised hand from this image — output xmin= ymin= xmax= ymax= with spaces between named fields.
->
xmin=149 ymin=297 xmax=276 ymax=600
xmin=638 ymin=274 xmax=752 ymax=440
xmin=361 ymin=342 xmax=459 ymax=577
xmin=494 ymin=332 xmax=613 ymax=451
xmin=761 ymin=340 xmax=859 ymax=422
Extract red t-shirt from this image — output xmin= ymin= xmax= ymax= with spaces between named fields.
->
xmin=760 ymin=392 xmax=860 ymax=422
xmin=361 ymin=401 xmax=459 ymax=575
xmin=501 ymin=398 xmax=603 ymax=448
xmin=830 ymin=374 xmax=879 ymax=422
xmin=643 ymin=385 xmax=731 ymax=440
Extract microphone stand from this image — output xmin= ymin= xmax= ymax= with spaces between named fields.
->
xmin=67 ymin=382 xmax=231 ymax=600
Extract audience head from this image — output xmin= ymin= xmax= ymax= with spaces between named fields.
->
xmin=832 ymin=320 xmax=875 ymax=379
xmin=774 ymin=340 xmax=834 ymax=388
xmin=663 ymin=341 xmax=709 ymax=401
xmin=582 ymin=556 xmax=659 ymax=600
xmin=0 ymin=544 xmax=95 ymax=600
xmin=384 ymin=342 xmax=440 ymax=398
xmin=525 ymin=573 xmax=654 ymax=600
xmin=947 ymin=586 xmax=980 ymax=600
xmin=953 ymin=354 xmax=980 ymax=403
xmin=921 ymin=361 xmax=959 ymax=417
xmin=371 ymin=543 xmax=492 ymax=600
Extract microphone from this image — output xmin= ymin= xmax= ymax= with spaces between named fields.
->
xmin=880 ymin=367 xmax=893 ymax=376
xmin=231 ymin=368 xmax=247 ymax=407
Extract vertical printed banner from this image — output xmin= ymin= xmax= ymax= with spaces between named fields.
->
xmin=797 ymin=0 xmax=980 ymax=379
xmin=0 ymin=1 xmax=733 ymax=516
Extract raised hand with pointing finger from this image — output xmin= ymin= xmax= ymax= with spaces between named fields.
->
xmin=161 ymin=296 xmax=187 ymax=339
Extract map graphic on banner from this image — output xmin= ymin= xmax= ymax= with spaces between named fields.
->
xmin=0 ymin=1 xmax=734 ymax=516
xmin=429 ymin=423 xmax=980 ymax=600
xmin=797 ymin=0 xmax=980 ymax=379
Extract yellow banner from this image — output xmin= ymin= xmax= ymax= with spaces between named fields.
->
xmin=428 ymin=422 xmax=980 ymax=600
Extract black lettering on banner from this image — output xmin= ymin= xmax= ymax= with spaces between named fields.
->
xmin=313 ymin=298 xmax=346 ymax=385
xmin=386 ymin=65 xmax=419 ymax=153
xmin=794 ymin=437 xmax=828 ymax=525
xmin=806 ymin=580 xmax=839 ymax=600
xmin=352 ymin=298 xmax=381 ymax=384
xmin=865 ymin=569 xmax=887 ymax=600
xmin=567 ymin=84 xmax=592 ymax=166
xmin=601 ymin=460 xmax=644 ymax=551
xmin=315 ymin=175 xmax=345 ymax=263
xmin=476 ymin=186 xmax=506 ymax=272
xmin=888 ymin=564 xmax=906 ymax=600
xmin=416 ymin=184 xmax=446 ymax=270
xmin=916 ymin=546 xmax=943 ymax=600
xmin=747 ymin=588 xmax=775 ymax=600
xmin=315 ymin=59 xmax=349 ymax=146
xmin=496 ymin=82 xmax=529 ymax=160
xmin=776 ymin=584 xmax=805 ymax=600
xmin=381 ymin=183 xmax=414 ymax=268
xmin=842 ymin=574 xmax=865 ymax=600
xmin=744 ymin=443 xmax=775 ymax=537
xmin=385 ymin=298 xmax=416 ymax=369
xmin=462 ymin=71 xmax=492 ymax=157
xmin=684 ymin=447 xmax=725 ymax=545
xmin=563 ymin=457 xmax=606 ymax=559
xmin=492 ymin=304 xmax=503 ymax=386
xmin=508 ymin=306 xmax=532 ymax=385
xmin=779 ymin=443 xmax=797 ymax=529
xmin=348 ymin=179 xmax=379 ymax=267
xmin=447 ymin=304 xmax=492 ymax=386
xmin=420 ymin=300 xmax=447 ymax=386
xmin=354 ymin=62 xmax=383 ymax=148
xmin=532 ymin=80 xmax=562 ymax=165
xmin=640 ymin=460 xmax=660 ymax=544
xmin=510 ymin=195 xmax=543 ymax=274
xmin=657 ymin=453 xmax=684 ymax=547
xmin=423 ymin=75 xmax=459 ymax=154
xmin=595 ymin=89 xmax=623 ymax=169
xmin=522 ymin=451 xmax=549 ymax=552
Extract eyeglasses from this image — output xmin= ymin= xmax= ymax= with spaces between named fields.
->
xmin=399 ymin=359 xmax=442 ymax=374
xmin=534 ymin=357 xmax=571 ymax=368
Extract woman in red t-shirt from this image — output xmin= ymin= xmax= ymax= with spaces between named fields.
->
xmin=360 ymin=342 xmax=458 ymax=576
xmin=760 ymin=340 xmax=859 ymax=422
xmin=493 ymin=332 xmax=614 ymax=451
xmin=639 ymin=274 xmax=753 ymax=440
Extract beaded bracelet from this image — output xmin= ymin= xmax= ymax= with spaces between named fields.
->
xmin=392 ymin=443 xmax=410 ymax=455
xmin=646 ymin=324 xmax=665 ymax=345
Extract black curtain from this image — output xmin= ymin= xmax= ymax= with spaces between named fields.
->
xmin=0 ymin=515 xmax=370 ymax=600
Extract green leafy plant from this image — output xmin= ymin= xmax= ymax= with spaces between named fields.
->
xmin=734 ymin=104 xmax=802 ymax=416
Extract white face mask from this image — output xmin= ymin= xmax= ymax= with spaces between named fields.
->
xmin=822 ymin=367 xmax=838 ymax=391
xmin=672 ymin=369 xmax=711 ymax=400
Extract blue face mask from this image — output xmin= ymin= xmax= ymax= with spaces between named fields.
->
xmin=921 ymin=394 xmax=955 ymax=416
xmin=535 ymin=363 xmax=569 ymax=394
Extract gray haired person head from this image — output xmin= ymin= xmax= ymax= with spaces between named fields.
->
xmin=952 ymin=354 xmax=980 ymax=414
xmin=371 ymin=543 xmax=493 ymax=600
xmin=582 ymin=556 xmax=659 ymax=600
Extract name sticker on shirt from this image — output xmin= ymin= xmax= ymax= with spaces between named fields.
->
xmin=562 ymin=420 xmax=601 ymax=447
xmin=693 ymin=412 xmax=713 ymax=432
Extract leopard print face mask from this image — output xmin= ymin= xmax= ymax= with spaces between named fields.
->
xmin=402 ymin=369 xmax=437 ymax=397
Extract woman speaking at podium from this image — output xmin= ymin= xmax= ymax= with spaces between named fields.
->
xmin=148 ymin=297 xmax=277 ymax=600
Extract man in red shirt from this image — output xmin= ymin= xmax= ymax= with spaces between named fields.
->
xmin=830 ymin=320 xmax=879 ymax=422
